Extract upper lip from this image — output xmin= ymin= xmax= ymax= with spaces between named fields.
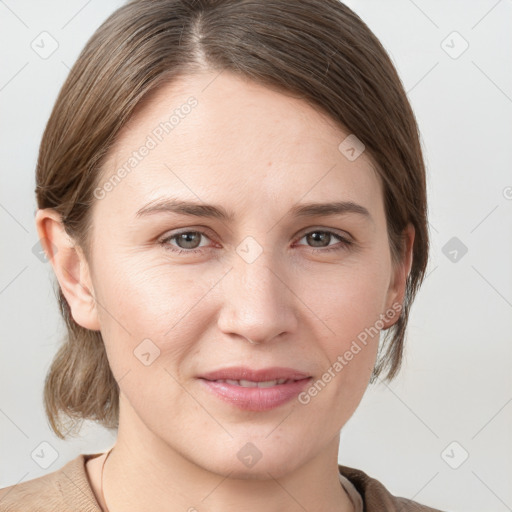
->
xmin=199 ymin=366 xmax=311 ymax=382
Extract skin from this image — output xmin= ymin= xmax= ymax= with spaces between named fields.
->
xmin=37 ymin=70 xmax=414 ymax=512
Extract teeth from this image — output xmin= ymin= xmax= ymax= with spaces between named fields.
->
xmin=225 ymin=379 xmax=245 ymax=386
xmin=257 ymin=380 xmax=277 ymax=388
xmin=215 ymin=378 xmax=291 ymax=387
xmin=239 ymin=379 xmax=259 ymax=387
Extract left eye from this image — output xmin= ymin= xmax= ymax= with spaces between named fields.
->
xmin=159 ymin=229 xmax=352 ymax=255
xmin=296 ymin=230 xmax=352 ymax=252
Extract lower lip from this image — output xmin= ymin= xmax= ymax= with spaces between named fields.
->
xmin=199 ymin=378 xmax=312 ymax=411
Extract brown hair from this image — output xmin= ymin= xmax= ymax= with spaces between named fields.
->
xmin=36 ymin=0 xmax=429 ymax=439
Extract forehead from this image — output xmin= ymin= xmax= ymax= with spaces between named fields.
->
xmin=95 ymin=71 xmax=383 ymax=222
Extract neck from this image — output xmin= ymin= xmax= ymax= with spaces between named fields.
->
xmin=100 ymin=395 xmax=354 ymax=512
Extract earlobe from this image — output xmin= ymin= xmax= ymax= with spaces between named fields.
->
xmin=383 ymin=223 xmax=415 ymax=329
xmin=35 ymin=208 xmax=101 ymax=331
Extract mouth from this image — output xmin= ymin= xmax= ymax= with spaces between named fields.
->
xmin=199 ymin=366 xmax=310 ymax=382
xmin=198 ymin=366 xmax=312 ymax=411
xmin=208 ymin=378 xmax=300 ymax=387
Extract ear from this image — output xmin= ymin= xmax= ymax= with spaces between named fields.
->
xmin=382 ymin=223 xmax=415 ymax=329
xmin=35 ymin=208 xmax=100 ymax=331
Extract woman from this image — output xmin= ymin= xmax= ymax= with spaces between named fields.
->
xmin=0 ymin=0 xmax=442 ymax=510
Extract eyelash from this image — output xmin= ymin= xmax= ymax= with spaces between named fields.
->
xmin=159 ymin=229 xmax=353 ymax=255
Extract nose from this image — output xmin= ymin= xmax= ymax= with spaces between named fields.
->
xmin=217 ymin=253 xmax=298 ymax=345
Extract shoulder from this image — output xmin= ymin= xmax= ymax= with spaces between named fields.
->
xmin=338 ymin=464 xmax=445 ymax=512
xmin=0 ymin=453 xmax=102 ymax=512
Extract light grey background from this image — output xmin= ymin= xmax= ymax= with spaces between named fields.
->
xmin=1 ymin=1 xmax=511 ymax=511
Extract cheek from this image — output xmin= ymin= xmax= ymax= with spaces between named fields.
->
xmin=301 ymin=258 xmax=390 ymax=343
xmin=90 ymin=257 xmax=211 ymax=424
xmin=296 ymin=260 xmax=389 ymax=402
xmin=92 ymin=254 xmax=219 ymax=368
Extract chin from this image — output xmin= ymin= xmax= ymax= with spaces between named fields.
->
xmin=188 ymin=436 xmax=310 ymax=480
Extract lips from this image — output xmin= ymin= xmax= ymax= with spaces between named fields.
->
xmin=198 ymin=366 xmax=312 ymax=411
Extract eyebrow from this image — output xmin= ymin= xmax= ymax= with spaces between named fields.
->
xmin=135 ymin=197 xmax=372 ymax=223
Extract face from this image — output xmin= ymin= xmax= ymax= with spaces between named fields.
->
xmin=49 ymin=70 xmax=412 ymax=478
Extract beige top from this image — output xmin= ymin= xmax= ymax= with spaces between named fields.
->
xmin=339 ymin=472 xmax=364 ymax=511
xmin=0 ymin=452 xmax=444 ymax=511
